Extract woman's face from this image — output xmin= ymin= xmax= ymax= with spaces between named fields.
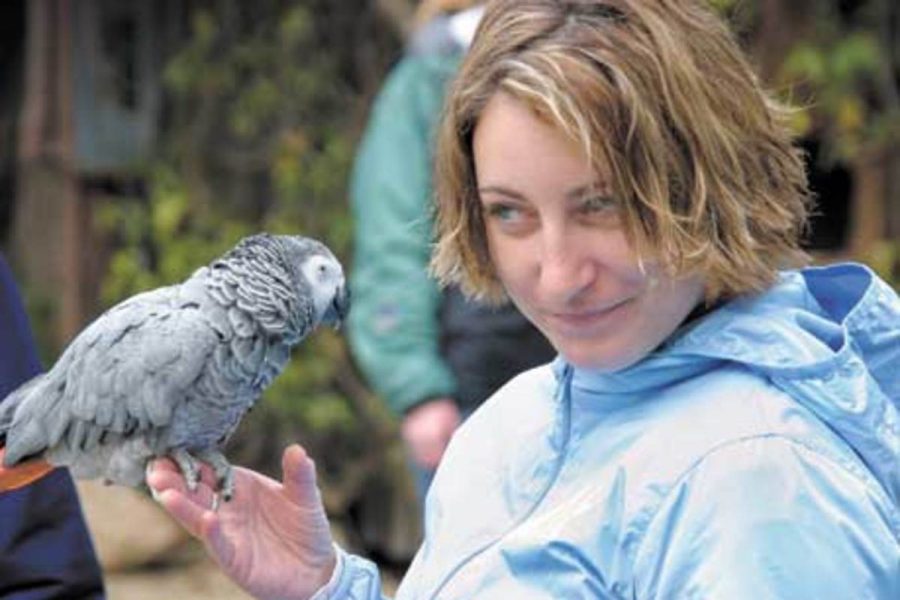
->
xmin=473 ymin=92 xmax=705 ymax=371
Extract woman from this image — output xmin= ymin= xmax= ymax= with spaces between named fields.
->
xmin=149 ymin=0 xmax=899 ymax=597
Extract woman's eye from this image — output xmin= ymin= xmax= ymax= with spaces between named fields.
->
xmin=580 ymin=195 xmax=618 ymax=214
xmin=483 ymin=202 xmax=534 ymax=235
xmin=485 ymin=203 xmax=522 ymax=223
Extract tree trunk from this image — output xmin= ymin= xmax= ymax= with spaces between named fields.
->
xmin=849 ymin=151 xmax=888 ymax=256
xmin=12 ymin=0 xmax=87 ymax=349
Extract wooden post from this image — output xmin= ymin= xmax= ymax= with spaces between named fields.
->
xmin=13 ymin=0 xmax=85 ymax=349
xmin=849 ymin=151 xmax=887 ymax=257
xmin=57 ymin=0 xmax=85 ymax=343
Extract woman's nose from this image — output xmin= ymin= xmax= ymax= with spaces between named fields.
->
xmin=537 ymin=230 xmax=596 ymax=305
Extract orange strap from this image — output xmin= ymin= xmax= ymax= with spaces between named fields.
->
xmin=0 ymin=447 xmax=55 ymax=492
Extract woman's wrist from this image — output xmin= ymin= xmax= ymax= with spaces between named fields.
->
xmin=307 ymin=545 xmax=344 ymax=600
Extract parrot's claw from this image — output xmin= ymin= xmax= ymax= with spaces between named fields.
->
xmin=197 ymin=448 xmax=235 ymax=502
xmin=145 ymin=463 xmax=162 ymax=502
xmin=220 ymin=472 xmax=235 ymax=502
xmin=171 ymin=448 xmax=201 ymax=492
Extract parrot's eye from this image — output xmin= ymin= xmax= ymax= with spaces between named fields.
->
xmin=316 ymin=261 xmax=332 ymax=282
xmin=304 ymin=255 xmax=338 ymax=285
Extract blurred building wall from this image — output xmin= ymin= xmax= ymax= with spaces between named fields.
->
xmin=10 ymin=0 xmax=172 ymax=345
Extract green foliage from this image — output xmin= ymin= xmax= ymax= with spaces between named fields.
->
xmin=774 ymin=1 xmax=900 ymax=162
xmin=865 ymin=240 xmax=900 ymax=290
xmin=96 ymin=167 xmax=254 ymax=306
xmin=158 ymin=2 xmax=357 ymax=226
xmin=783 ymin=33 xmax=884 ymax=157
xmin=708 ymin=0 xmax=738 ymax=11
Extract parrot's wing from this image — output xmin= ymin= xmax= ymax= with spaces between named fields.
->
xmin=4 ymin=284 xmax=222 ymax=463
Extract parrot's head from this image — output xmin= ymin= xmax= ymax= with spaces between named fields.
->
xmin=287 ymin=236 xmax=351 ymax=330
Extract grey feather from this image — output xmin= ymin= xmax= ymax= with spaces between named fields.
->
xmin=0 ymin=233 xmax=349 ymax=500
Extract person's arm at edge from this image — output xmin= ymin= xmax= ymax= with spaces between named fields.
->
xmin=0 ymin=254 xmax=105 ymax=598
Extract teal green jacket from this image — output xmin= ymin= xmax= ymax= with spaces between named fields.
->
xmin=347 ymin=50 xmax=463 ymax=415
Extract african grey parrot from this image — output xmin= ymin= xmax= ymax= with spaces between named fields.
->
xmin=0 ymin=233 xmax=349 ymax=502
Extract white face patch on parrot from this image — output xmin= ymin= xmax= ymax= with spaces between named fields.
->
xmin=301 ymin=253 xmax=346 ymax=322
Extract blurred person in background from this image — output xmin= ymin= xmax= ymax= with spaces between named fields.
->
xmin=346 ymin=0 xmax=554 ymax=500
xmin=0 ymin=254 xmax=105 ymax=598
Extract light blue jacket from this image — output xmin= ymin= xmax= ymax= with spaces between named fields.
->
xmin=318 ymin=263 xmax=900 ymax=598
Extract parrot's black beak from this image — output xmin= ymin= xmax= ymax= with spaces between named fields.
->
xmin=325 ymin=285 xmax=351 ymax=330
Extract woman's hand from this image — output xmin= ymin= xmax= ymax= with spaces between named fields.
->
xmin=147 ymin=444 xmax=336 ymax=600
xmin=402 ymin=397 xmax=462 ymax=470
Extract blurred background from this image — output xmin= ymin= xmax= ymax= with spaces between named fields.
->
xmin=0 ymin=0 xmax=897 ymax=597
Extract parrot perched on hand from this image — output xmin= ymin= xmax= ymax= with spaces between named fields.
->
xmin=0 ymin=233 xmax=349 ymax=502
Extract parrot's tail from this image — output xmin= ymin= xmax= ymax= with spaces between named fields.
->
xmin=0 ymin=391 xmax=17 ymax=448
xmin=0 ymin=387 xmax=20 ymax=447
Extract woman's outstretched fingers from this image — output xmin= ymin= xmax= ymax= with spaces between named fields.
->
xmin=147 ymin=463 xmax=186 ymax=494
xmin=149 ymin=456 xmax=180 ymax=475
xmin=148 ymin=457 xmax=219 ymax=500
xmin=155 ymin=487 xmax=215 ymax=540
xmin=201 ymin=509 xmax=235 ymax=567
xmin=148 ymin=462 xmax=219 ymax=532
xmin=282 ymin=444 xmax=321 ymax=507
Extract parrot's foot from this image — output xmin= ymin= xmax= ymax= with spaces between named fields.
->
xmin=145 ymin=463 xmax=161 ymax=502
xmin=196 ymin=448 xmax=235 ymax=502
xmin=169 ymin=448 xmax=235 ymax=504
xmin=170 ymin=448 xmax=202 ymax=492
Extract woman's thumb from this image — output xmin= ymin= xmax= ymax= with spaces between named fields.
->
xmin=282 ymin=444 xmax=322 ymax=507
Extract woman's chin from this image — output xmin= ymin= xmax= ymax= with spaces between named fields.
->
xmin=557 ymin=344 xmax=644 ymax=373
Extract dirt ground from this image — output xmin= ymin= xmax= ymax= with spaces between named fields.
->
xmin=105 ymin=552 xmax=253 ymax=600
xmin=76 ymin=481 xmax=253 ymax=599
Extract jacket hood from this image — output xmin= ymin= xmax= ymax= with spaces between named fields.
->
xmin=554 ymin=262 xmax=900 ymax=505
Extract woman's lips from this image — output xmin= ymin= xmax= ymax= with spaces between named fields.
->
xmin=545 ymin=298 xmax=633 ymax=333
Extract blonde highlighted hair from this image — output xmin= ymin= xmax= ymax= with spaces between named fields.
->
xmin=431 ymin=0 xmax=811 ymax=303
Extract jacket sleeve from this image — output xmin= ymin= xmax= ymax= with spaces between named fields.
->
xmin=0 ymin=255 xmax=106 ymax=598
xmin=633 ymin=436 xmax=900 ymax=599
xmin=346 ymin=53 xmax=461 ymax=415
xmin=310 ymin=546 xmax=392 ymax=600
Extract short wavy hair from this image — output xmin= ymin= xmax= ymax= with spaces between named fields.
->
xmin=431 ymin=0 xmax=811 ymax=303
